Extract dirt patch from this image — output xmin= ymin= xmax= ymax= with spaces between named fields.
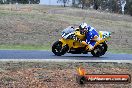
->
xmin=48 ymin=8 xmax=132 ymax=22
xmin=0 ymin=62 xmax=131 ymax=88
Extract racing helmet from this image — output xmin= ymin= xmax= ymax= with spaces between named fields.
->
xmin=79 ymin=23 xmax=88 ymax=34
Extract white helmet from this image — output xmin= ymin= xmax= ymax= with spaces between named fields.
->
xmin=79 ymin=23 xmax=87 ymax=34
xmin=79 ymin=23 xmax=87 ymax=29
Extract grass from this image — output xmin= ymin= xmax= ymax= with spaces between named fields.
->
xmin=0 ymin=44 xmax=50 ymax=50
xmin=108 ymin=49 xmax=132 ymax=54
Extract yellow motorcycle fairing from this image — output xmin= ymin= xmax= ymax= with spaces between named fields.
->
xmin=74 ymin=31 xmax=86 ymax=41
xmin=59 ymin=38 xmax=86 ymax=49
xmin=59 ymin=30 xmax=86 ymax=49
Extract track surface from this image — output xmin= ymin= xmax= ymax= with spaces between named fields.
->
xmin=0 ymin=50 xmax=132 ymax=60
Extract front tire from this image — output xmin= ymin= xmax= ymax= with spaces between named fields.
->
xmin=100 ymin=42 xmax=108 ymax=55
xmin=52 ymin=41 xmax=68 ymax=56
xmin=91 ymin=42 xmax=108 ymax=57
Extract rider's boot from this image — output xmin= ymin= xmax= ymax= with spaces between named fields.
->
xmin=85 ymin=44 xmax=94 ymax=51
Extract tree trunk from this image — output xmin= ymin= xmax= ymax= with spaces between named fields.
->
xmin=64 ymin=2 xmax=66 ymax=7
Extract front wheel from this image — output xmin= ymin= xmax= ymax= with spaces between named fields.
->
xmin=52 ymin=41 xmax=68 ymax=56
xmin=91 ymin=42 xmax=108 ymax=57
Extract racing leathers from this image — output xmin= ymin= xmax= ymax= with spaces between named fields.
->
xmin=82 ymin=26 xmax=99 ymax=51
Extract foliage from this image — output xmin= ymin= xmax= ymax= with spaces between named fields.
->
xmin=125 ymin=0 xmax=132 ymax=16
xmin=72 ymin=0 xmax=131 ymax=15
xmin=57 ymin=0 xmax=70 ymax=7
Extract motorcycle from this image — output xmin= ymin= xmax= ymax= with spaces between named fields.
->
xmin=52 ymin=26 xmax=111 ymax=57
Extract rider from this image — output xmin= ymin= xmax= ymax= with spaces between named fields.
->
xmin=78 ymin=22 xmax=99 ymax=51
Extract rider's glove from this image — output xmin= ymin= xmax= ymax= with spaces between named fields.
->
xmin=81 ymin=41 xmax=88 ymax=45
xmin=73 ymin=36 xmax=81 ymax=42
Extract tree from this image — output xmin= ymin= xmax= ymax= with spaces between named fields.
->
xmin=0 ymin=0 xmax=3 ymax=4
xmin=29 ymin=0 xmax=40 ymax=4
xmin=57 ymin=0 xmax=70 ymax=7
xmin=125 ymin=0 xmax=132 ymax=15
xmin=72 ymin=0 xmax=80 ymax=7
xmin=79 ymin=0 xmax=101 ymax=10
xmin=80 ymin=0 xmax=86 ymax=9
xmin=78 ymin=0 xmax=92 ymax=9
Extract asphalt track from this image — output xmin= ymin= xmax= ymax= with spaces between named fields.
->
xmin=0 ymin=50 xmax=132 ymax=63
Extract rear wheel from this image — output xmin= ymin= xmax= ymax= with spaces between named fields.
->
xmin=52 ymin=41 xmax=68 ymax=56
xmin=91 ymin=42 xmax=107 ymax=57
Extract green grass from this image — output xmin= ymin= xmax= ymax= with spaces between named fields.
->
xmin=0 ymin=44 xmax=50 ymax=50
xmin=108 ymin=49 xmax=132 ymax=54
